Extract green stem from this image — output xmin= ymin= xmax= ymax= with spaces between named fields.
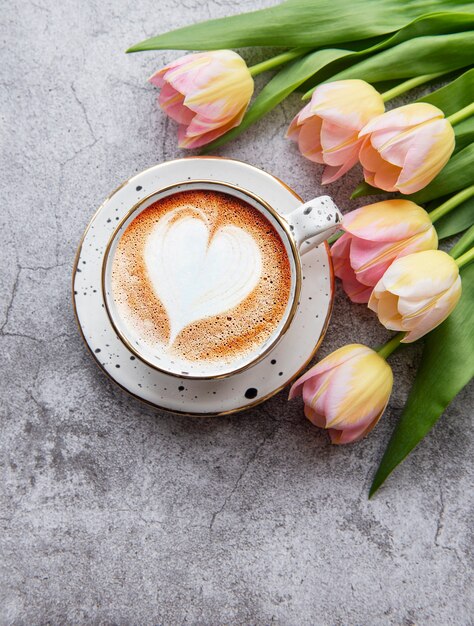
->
xmin=455 ymin=245 xmax=474 ymax=269
xmin=447 ymin=102 xmax=474 ymax=126
xmin=380 ymin=72 xmax=446 ymax=102
xmin=428 ymin=185 xmax=474 ymax=223
xmin=376 ymin=332 xmax=405 ymax=360
xmin=328 ymin=231 xmax=343 ymax=245
xmin=449 ymin=225 xmax=474 ymax=259
xmin=249 ymin=48 xmax=309 ymax=77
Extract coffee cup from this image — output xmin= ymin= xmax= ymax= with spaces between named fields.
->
xmin=102 ymin=174 xmax=341 ymax=380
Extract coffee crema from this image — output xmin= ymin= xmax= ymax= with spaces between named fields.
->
xmin=110 ymin=190 xmax=292 ymax=372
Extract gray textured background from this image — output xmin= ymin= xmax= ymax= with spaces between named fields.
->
xmin=1 ymin=1 xmax=473 ymax=624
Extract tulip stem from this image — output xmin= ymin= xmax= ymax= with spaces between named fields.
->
xmin=447 ymin=102 xmax=474 ymax=126
xmin=450 ymin=225 xmax=474 ymax=259
xmin=429 ymin=185 xmax=474 ymax=223
xmin=380 ymin=72 xmax=447 ymax=103
xmin=376 ymin=332 xmax=404 ymax=360
xmin=455 ymin=246 xmax=474 ymax=270
xmin=249 ymin=48 xmax=310 ymax=77
xmin=328 ymin=231 xmax=343 ymax=245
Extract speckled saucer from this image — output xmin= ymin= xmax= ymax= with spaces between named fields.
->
xmin=72 ymin=158 xmax=334 ymax=416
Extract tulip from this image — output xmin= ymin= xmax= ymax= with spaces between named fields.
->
xmin=149 ymin=50 xmax=254 ymax=149
xmin=359 ymin=102 xmax=455 ymax=194
xmin=331 ymin=200 xmax=438 ymax=303
xmin=287 ymin=80 xmax=385 ymax=184
xmin=369 ymin=250 xmax=461 ymax=342
xmin=289 ymin=344 xmax=393 ymax=444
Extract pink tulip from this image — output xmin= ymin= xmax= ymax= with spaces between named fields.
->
xmin=287 ymin=80 xmax=385 ymax=184
xmin=359 ymin=102 xmax=455 ymax=194
xmin=289 ymin=344 xmax=393 ymax=444
xmin=369 ymin=250 xmax=462 ymax=342
xmin=331 ymin=200 xmax=438 ymax=303
xmin=149 ymin=50 xmax=254 ymax=149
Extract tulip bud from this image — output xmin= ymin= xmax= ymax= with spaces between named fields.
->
xmin=289 ymin=344 xmax=393 ymax=444
xmin=331 ymin=200 xmax=438 ymax=303
xmin=149 ymin=50 xmax=254 ymax=149
xmin=368 ymin=250 xmax=462 ymax=342
xmin=287 ymin=80 xmax=385 ymax=184
xmin=359 ymin=103 xmax=455 ymax=194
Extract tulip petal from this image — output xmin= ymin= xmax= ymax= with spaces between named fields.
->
xmin=151 ymin=50 xmax=253 ymax=150
xmin=296 ymin=115 xmax=324 ymax=163
xmin=304 ymin=405 xmax=327 ymax=429
xmin=341 ymin=275 xmax=374 ymax=303
xmin=359 ymin=102 xmax=443 ymax=137
xmin=148 ymin=68 xmax=167 ymax=88
xmin=374 ymin=292 xmax=403 ymax=330
xmin=350 ymin=238 xmax=400 ymax=284
xmin=320 ymin=119 xmax=359 ymax=162
xmin=163 ymin=51 xmax=236 ymax=96
xmin=311 ymin=80 xmax=384 ymax=130
xmin=324 ymin=350 xmax=393 ymax=429
xmin=343 ymin=200 xmax=432 ymax=242
xmin=401 ymin=277 xmax=462 ymax=342
xmin=359 ymin=139 xmax=400 ymax=191
xmin=331 ymin=234 xmax=357 ymax=283
xmin=158 ymin=83 xmax=195 ymax=124
xmin=328 ymin=414 xmax=378 ymax=444
xmin=332 ymin=235 xmax=374 ymax=302
xmin=286 ymin=110 xmax=303 ymax=141
xmin=330 ymin=232 xmax=352 ymax=268
xmin=177 ymin=112 xmax=244 ymax=149
xmin=373 ymin=160 xmax=401 ymax=192
xmin=294 ymin=101 xmax=314 ymax=124
xmin=288 ymin=344 xmax=369 ymax=399
xmin=400 ymin=276 xmax=462 ymax=325
xmin=395 ymin=120 xmax=455 ymax=194
xmin=349 ymin=229 xmax=437 ymax=287
xmin=322 ymin=154 xmax=360 ymax=184
xmin=381 ymin=250 xmax=459 ymax=299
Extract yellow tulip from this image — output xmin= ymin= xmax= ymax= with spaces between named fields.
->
xmin=289 ymin=344 xmax=393 ymax=444
xmin=369 ymin=250 xmax=462 ymax=342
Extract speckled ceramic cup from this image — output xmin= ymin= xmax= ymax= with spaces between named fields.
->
xmin=102 ymin=175 xmax=341 ymax=380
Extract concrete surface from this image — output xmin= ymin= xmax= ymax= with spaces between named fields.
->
xmin=1 ymin=0 xmax=473 ymax=624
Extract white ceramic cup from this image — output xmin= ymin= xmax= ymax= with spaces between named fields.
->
xmin=102 ymin=178 xmax=341 ymax=379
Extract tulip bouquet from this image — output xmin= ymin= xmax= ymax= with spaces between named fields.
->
xmin=127 ymin=0 xmax=474 ymax=494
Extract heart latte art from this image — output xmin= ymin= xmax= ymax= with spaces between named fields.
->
xmin=145 ymin=208 xmax=262 ymax=345
xmin=111 ymin=190 xmax=292 ymax=372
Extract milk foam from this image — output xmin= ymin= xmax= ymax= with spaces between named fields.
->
xmin=110 ymin=190 xmax=292 ymax=374
xmin=144 ymin=208 xmax=262 ymax=345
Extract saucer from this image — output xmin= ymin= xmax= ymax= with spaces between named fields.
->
xmin=72 ymin=158 xmax=334 ymax=416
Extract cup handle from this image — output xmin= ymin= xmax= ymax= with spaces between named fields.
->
xmin=286 ymin=196 xmax=342 ymax=254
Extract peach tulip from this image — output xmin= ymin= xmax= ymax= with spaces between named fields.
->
xmin=149 ymin=50 xmax=254 ymax=149
xmin=359 ymin=102 xmax=455 ymax=194
xmin=289 ymin=344 xmax=393 ymax=444
xmin=369 ymin=250 xmax=461 ymax=342
xmin=287 ymin=80 xmax=385 ymax=184
xmin=331 ymin=200 xmax=438 ymax=303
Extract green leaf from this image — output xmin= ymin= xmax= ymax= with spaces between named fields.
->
xmin=408 ymin=143 xmax=474 ymax=203
xmin=370 ymin=260 xmax=474 ymax=497
xmin=127 ymin=0 xmax=474 ymax=51
xmin=325 ymin=31 xmax=474 ymax=83
xmin=433 ymin=196 xmax=474 ymax=239
xmin=301 ymin=12 xmax=474 ymax=96
xmin=205 ymin=12 xmax=474 ymax=150
xmin=203 ymin=49 xmax=351 ymax=152
xmin=351 ymin=182 xmax=382 ymax=199
xmin=417 ymin=67 xmax=474 ymax=116
xmin=451 ymin=117 xmax=474 ymax=154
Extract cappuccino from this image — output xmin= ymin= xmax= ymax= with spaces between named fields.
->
xmin=110 ymin=190 xmax=292 ymax=374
